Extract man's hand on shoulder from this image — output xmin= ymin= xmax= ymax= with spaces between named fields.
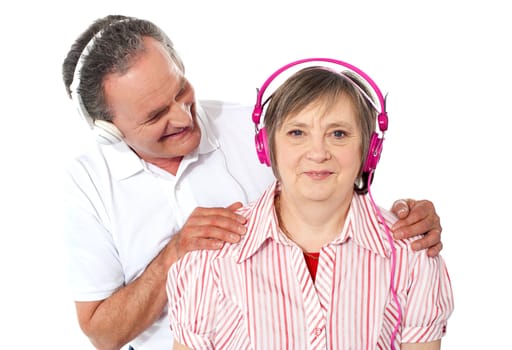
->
xmin=390 ymin=199 xmax=442 ymax=257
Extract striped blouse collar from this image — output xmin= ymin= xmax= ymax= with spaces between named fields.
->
xmin=236 ymin=181 xmax=392 ymax=263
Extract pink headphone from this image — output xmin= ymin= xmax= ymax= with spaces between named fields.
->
xmin=252 ymin=58 xmax=388 ymax=175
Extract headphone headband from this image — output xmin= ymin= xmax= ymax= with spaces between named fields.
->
xmin=252 ymin=57 xmax=388 ymax=132
xmin=69 ymin=19 xmax=129 ymax=144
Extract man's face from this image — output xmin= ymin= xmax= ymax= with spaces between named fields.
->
xmin=104 ymin=37 xmax=201 ymax=165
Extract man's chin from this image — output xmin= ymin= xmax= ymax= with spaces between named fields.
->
xmin=164 ymin=133 xmax=200 ymax=155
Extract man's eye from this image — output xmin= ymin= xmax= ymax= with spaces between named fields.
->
xmin=176 ymin=81 xmax=190 ymax=99
xmin=176 ymin=87 xmax=186 ymax=98
xmin=145 ymin=107 xmax=169 ymax=125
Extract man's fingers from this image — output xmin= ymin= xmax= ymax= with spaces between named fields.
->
xmin=227 ymin=201 xmax=244 ymax=212
xmin=411 ymin=228 xmax=442 ymax=251
xmin=174 ymin=204 xmax=250 ymax=257
xmin=391 ymin=199 xmax=422 ymax=230
xmin=391 ymin=199 xmax=411 ymax=219
xmin=175 ymin=225 xmax=241 ymax=258
xmin=392 ymin=200 xmax=439 ymax=236
xmin=426 ymin=242 xmax=443 ymax=257
xmin=180 ymin=236 xmax=225 ymax=252
xmin=390 ymin=199 xmax=444 ymax=257
xmin=193 ymin=204 xmax=247 ymax=225
xmin=190 ymin=224 xmax=244 ymax=243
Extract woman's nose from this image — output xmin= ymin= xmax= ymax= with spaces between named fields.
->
xmin=306 ymin=138 xmax=331 ymax=162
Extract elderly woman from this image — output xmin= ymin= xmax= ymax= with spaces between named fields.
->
xmin=166 ymin=63 xmax=454 ymax=350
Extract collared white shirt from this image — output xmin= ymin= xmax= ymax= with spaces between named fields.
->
xmin=63 ymin=100 xmax=275 ymax=350
xmin=167 ymin=181 xmax=454 ymax=349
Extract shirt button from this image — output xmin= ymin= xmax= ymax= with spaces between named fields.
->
xmin=314 ymin=327 xmax=323 ymax=336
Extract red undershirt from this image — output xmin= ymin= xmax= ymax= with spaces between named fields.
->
xmin=303 ymin=252 xmax=320 ymax=282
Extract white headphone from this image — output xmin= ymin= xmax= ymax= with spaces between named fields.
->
xmin=69 ymin=21 xmax=126 ymax=144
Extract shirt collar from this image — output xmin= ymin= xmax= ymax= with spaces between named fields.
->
xmin=335 ymin=194 xmax=392 ymax=258
xmin=235 ymin=181 xmax=281 ymax=263
xmin=235 ymin=182 xmax=392 ymax=263
xmin=102 ymin=101 xmax=219 ymax=181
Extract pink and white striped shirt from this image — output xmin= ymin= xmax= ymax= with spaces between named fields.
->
xmin=167 ymin=181 xmax=454 ymax=349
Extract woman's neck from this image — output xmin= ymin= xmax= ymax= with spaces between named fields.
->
xmin=275 ymin=193 xmax=352 ymax=252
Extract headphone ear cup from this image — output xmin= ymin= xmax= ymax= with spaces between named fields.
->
xmin=363 ymin=132 xmax=384 ymax=173
xmin=93 ymin=120 xmax=124 ymax=145
xmin=255 ymin=127 xmax=271 ymax=166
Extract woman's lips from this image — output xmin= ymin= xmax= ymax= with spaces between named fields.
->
xmin=304 ymin=171 xmax=333 ymax=180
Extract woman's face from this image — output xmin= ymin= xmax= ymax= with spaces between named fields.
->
xmin=275 ymin=96 xmax=362 ymax=206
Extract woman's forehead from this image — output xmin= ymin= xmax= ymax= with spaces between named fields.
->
xmin=283 ymin=96 xmax=357 ymax=123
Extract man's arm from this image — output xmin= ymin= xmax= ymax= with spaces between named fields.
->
xmin=390 ymin=199 xmax=442 ymax=257
xmin=75 ymin=203 xmax=247 ymax=350
xmin=76 ymin=249 xmax=172 ymax=350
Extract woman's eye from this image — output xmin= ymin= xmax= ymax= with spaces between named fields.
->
xmin=288 ymin=129 xmax=303 ymax=136
xmin=333 ymin=130 xmax=345 ymax=138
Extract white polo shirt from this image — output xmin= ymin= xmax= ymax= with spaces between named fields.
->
xmin=63 ymin=100 xmax=275 ymax=349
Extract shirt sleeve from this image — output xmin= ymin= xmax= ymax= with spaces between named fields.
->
xmin=167 ymin=250 xmax=218 ymax=349
xmin=401 ymin=249 xmax=455 ymax=343
xmin=63 ymin=161 xmax=125 ymax=301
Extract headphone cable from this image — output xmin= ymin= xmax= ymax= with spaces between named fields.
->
xmin=366 ymin=171 xmax=402 ymax=350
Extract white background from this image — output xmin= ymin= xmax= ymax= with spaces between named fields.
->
xmin=1 ymin=0 xmax=510 ymax=348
